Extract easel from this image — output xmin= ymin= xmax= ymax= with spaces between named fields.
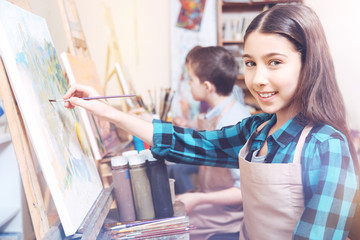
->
xmin=57 ymin=0 xmax=90 ymax=58
xmin=57 ymin=0 xmax=134 ymax=112
xmin=0 ymin=60 xmax=50 ymax=239
xmin=0 ymin=1 xmax=113 ymax=239
xmin=57 ymin=0 xmax=125 ymax=187
xmin=101 ymin=2 xmax=135 ymax=110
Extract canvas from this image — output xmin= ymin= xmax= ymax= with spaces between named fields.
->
xmin=0 ymin=1 xmax=103 ymax=236
xmin=61 ymin=53 xmax=126 ymax=160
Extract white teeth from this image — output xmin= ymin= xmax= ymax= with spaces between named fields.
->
xmin=259 ymin=92 xmax=276 ymax=98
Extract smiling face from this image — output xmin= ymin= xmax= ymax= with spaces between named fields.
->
xmin=243 ymin=31 xmax=302 ymax=121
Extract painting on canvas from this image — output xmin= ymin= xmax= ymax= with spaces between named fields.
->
xmin=61 ymin=53 xmax=126 ymax=160
xmin=0 ymin=1 xmax=103 ymax=236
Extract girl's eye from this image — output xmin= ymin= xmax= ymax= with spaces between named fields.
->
xmin=245 ymin=61 xmax=255 ymax=67
xmin=269 ymin=60 xmax=281 ymax=66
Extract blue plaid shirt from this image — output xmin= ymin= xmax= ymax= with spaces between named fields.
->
xmin=151 ymin=113 xmax=358 ymax=239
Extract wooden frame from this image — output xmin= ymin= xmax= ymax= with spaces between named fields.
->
xmin=0 ymin=57 xmax=50 ymax=240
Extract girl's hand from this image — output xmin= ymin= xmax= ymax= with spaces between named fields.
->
xmin=63 ymin=84 xmax=99 ymax=109
xmin=63 ymin=84 xmax=113 ymax=119
xmin=63 ymin=84 xmax=155 ymax=146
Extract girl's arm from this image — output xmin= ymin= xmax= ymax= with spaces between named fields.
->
xmin=294 ymin=136 xmax=358 ymax=239
xmin=63 ymin=84 xmax=154 ymax=145
xmin=63 ymin=84 xmax=267 ymax=168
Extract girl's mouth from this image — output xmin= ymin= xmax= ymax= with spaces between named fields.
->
xmin=257 ymin=91 xmax=278 ymax=101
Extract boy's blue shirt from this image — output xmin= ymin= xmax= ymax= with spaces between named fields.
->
xmin=151 ymin=113 xmax=358 ymax=239
xmin=205 ymin=95 xmax=250 ymax=131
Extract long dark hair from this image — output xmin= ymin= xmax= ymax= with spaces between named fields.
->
xmin=244 ymin=3 xmax=359 ymax=165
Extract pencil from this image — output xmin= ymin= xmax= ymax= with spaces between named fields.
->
xmin=49 ymin=94 xmax=136 ymax=102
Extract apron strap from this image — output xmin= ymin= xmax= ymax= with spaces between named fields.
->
xmin=293 ymin=125 xmax=313 ymax=164
xmin=256 ymin=120 xmax=268 ymax=133
xmin=197 ymin=98 xmax=236 ymax=131
xmin=218 ymin=98 xmax=235 ymax=120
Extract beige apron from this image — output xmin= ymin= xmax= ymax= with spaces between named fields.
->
xmin=189 ymin=99 xmax=244 ymax=240
xmin=196 ymin=99 xmax=236 ymax=192
xmin=238 ymin=122 xmax=312 ymax=240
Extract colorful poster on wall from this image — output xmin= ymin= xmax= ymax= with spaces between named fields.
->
xmin=176 ymin=0 xmax=206 ymax=31
xmin=0 ymin=1 xmax=102 ymax=236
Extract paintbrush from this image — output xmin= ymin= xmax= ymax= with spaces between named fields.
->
xmin=49 ymin=94 xmax=136 ymax=102
xmin=162 ymin=90 xmax=175 ymax=121
xmin=160 ymin=88 xmax=171 ymax=120
xmin=148 ymin=89 xmax=156 ymax=114
xmin=135 ymin=95 xmax=148 ymax=111
xmin=108 ymin=216 xmax=186 ymax=231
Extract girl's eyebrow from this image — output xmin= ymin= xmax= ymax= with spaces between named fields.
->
xmin=242 ymin=53 xmax=288 ymax=59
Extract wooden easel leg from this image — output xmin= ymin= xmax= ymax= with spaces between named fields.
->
xmin=77 ymin=187 xmax=114 ymax=240
xmin=0 ymin=59 xmax=50 ymax=239
xmin=96 ymin=159 xmax=111 ymax=188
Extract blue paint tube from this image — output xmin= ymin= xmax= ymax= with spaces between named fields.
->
xmin=132 ymin=135 xmax=145 ymax=151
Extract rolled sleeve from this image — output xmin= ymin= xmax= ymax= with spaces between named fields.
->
xmin=151 ymin=119 xmax=242 ymax=168
xmin=152 ymin=119 xmax=174 ymax=157
xmin=150 ymin=114 xmax=269 ymax=168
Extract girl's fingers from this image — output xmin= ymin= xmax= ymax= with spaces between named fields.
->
xmin=64 ymin=96 xmax=92 ymax=109
xmin=63 ymin=84 xmax=97 ymax=101
xmin=63 ymin=84 xmax=79 ymax=99
xmin=63 ymin=84 xmax=103 ymax=111
xmin=64 ymin=101 xmax=75 ymax=109
xmin=68 ymin=97 xmax=87 ymax=109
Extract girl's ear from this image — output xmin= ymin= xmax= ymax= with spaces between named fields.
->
xmin=203 ymin=80 xmax=216 ymax=93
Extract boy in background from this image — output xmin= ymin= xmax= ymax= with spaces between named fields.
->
xmin=169 ymin=46 xmax=250 ymax=240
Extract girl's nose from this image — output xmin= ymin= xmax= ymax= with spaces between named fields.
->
xmin=252 ymin=67 xmax=268 ymax=87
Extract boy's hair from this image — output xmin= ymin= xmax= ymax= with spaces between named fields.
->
xmin=244 ymin=3 xmax=358 ymax=165
xmin=186 ymin=46 xmax=238 ymax=96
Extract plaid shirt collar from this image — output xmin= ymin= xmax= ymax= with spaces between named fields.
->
xmin=252 ymin=113 xmax=308 ymax=149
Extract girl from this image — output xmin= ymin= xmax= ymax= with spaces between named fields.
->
xmin=64 ymin=3 xmax=358 ymax=239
